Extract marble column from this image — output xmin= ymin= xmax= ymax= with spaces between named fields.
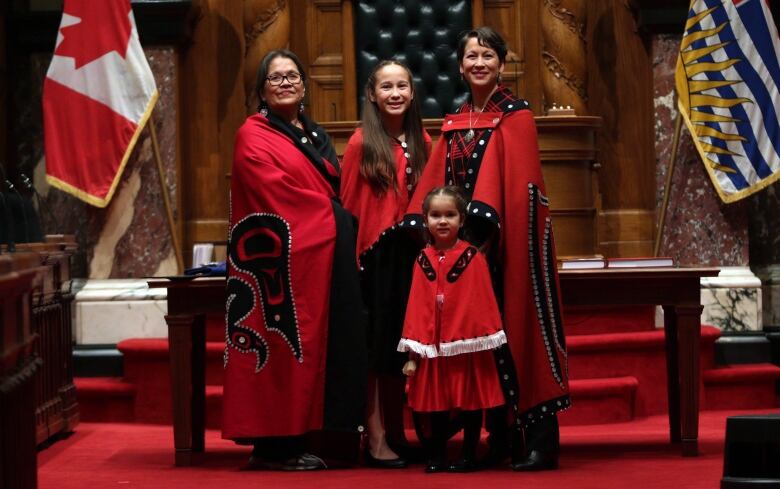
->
xmin=749 ymin=182 xmax=780 ymax=327
xmin=652 ymin=34 xmax=760 ymax=333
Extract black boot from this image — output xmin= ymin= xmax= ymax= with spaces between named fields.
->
xmin=481 ymin=406 xmax=509 ymax=467
xmin=423 ymin=412 xmax=449 ymax=473
xmin=510 ymin=415 xmax=560 ymax=471
xmin=448 ymin=410 xmax=481 ymax=472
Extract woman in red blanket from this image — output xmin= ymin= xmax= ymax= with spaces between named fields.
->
xmin=404 ymin=27 xmax=571 ymax=471
xmin=340 ymin=60 xmax=430 ymax=467
xmin=225 ymin=49 xmax=367 ymax=471
xmin=399 ymin=186 xmax=505 ymax=473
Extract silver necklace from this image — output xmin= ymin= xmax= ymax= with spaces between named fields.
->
xmin=465 ymin=102 xmax=487 ymax=142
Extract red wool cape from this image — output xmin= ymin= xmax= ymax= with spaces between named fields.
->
xmin=405 ymin=106 xmax=571 ymax=425
xmin=223 ymin=114 xmax=339 ymax=438
xmin=340 ymin=128 xmax=431 ymax=263
xmin=398 ymin=241 xmax=505 ymax=357
xmin=400 ymin=240 xmax=506 ymax=412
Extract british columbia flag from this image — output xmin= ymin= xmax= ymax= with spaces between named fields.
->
xmin=676 ymin=0 xmax=780 ymax=203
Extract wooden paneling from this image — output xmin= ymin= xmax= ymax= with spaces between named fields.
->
xmin=537 ymin=116 xmax=601 ymax=256
xmin=586 ymin=1 xmax=655 ymax=256
xmin=481 ymin=0 xmax=532 ymax=109
xmin=291 ymin=0 xmax=353 ymax=121
xmin=181 ymin=0 xmax=655 ymax=259
xmin=324 ymin=115 xmax=602 ymax=257
xmin=599 ymin=209 xmax=655 ymax=257
xmin=180 ymin=0 xmax=246 ymax=259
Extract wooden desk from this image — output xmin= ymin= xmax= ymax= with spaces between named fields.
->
xmin=151 ymin=266 xmax=718 ymax=465
xmin=148 ymin=277 xmax=222 ymax=466
xmin=559 ymin=267 xmax=719 ymax=456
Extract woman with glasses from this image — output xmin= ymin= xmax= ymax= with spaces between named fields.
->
xmin=405 ymin=26 xmax=571 ymax=471
xmin=225 ymin=49 xmax=367 ymax=471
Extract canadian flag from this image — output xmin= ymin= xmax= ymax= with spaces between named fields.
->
xmin=43 ymin=0 xmax=158 ymax=207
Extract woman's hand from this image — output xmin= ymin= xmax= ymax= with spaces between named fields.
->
xmin=402 ymin=359 xmax=417 ymax=377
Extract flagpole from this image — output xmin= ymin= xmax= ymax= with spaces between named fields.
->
xmin=148 ymin=112 xmax=185 ymax=273
xmin=654 ymin=112 xmax=683 ymax=257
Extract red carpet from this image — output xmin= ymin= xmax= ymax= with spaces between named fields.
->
xmin=77 ymin=319 xmax=780 ymax=428
xmin=38 ymin=408 xmax=780 ymax=489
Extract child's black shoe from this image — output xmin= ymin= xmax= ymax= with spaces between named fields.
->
xmin=425 ymin=458 xmax=448 ymax=473
xmin=447 ymin=458 xmax=480 ymax=473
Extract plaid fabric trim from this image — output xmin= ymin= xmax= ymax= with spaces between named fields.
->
xmin=447 ymin=86 xmax=528 ymax=188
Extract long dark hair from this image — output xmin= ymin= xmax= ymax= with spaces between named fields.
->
xmin=254 ymin=49 xmax=307 ymax=112
xmin=359 ymin=60 xmax=427 ymax=195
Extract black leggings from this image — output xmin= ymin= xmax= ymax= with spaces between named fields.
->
xmin=413 ymin=410 xmax=483 ymax=462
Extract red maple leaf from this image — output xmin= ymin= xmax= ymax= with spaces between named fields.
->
xmin=55 ymin=0 xmax=132 ymax=69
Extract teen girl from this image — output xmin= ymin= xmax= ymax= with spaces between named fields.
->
xmin=398 ymin=186 xmax=506 ymax=472
xmin=340 ymin=60 xmax=431 ymax=467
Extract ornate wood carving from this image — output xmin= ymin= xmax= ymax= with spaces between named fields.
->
xmin=243 ymin=0 xmax=290 ymax=113
xmin=540 ymin=0 xmax=587 ymax=115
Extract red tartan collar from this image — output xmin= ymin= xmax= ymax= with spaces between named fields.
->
xmin=457 ymin=85 xmax=518 ymax=114
xmin=440 ymin=111 xmax=504 ymax=133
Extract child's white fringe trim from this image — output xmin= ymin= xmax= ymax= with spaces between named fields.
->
xmin=397 ymin=330 xmax=506 ymax=358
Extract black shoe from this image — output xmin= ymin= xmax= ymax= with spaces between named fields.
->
xmin=447 ymin=458 xmax=480 ymax=473
xmin=510 ymin=450 xmax=558 ymax=471
xmin=247 ymin=452 xmax=327 ymax=471
xmin=425 ymin=459 xmax=447 ymax=473
xmin=364 ymin=449 xmax=408 ymax=469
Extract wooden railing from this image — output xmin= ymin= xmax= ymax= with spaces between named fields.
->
xmin=0 ymin=252 xmax=42 ymax=489
xmin=14 ymin=236 xmax=79 ymax=444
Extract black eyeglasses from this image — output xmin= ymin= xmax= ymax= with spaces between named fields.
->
xmin=266 ymin=72 xmax=303 ymax=86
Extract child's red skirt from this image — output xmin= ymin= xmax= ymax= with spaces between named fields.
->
xmin=406 ymin=350 xmax=505 ymax=412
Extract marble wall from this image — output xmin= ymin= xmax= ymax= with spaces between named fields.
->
xmin=13 ymin=47 xmax=179 ymax=279
xmin=651 ymin=35 xmax=767 ymax=332
xmin=651 ymin=35 xmax=750 ymax=267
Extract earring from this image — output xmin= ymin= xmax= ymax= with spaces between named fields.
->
xmin=497 ymin=73 xmax=502 ymax=84
xmin=299 ymin=100 xmax=305 ymax=113
xmin=258 ymin=100 xmax=268 ymax=116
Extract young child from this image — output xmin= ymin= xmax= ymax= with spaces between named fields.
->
xmin=398 ymin=186 xmax=506 ymax=473
xmin=340 ymin=60 xmax=431 ymax=467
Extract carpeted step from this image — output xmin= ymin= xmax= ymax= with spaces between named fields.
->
xmin=567 ymin=326 xmax=721 ymax=417
xmin=205 ymin=313 xmax=226 ymax=342
xmin=75 ymin=377 xmax=136 ymax=423
xmin=703 ymin=363 xmax=780 ymax=410
xmin=560 ymin=376 xmax=639 ymax=426
xmin=206 ymin=385 xmax=223 ymax=430
xmin=563 ymin=305 xmax=656 ymax=336
xmin=117 ymin=338 xmax=225 ymax=424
